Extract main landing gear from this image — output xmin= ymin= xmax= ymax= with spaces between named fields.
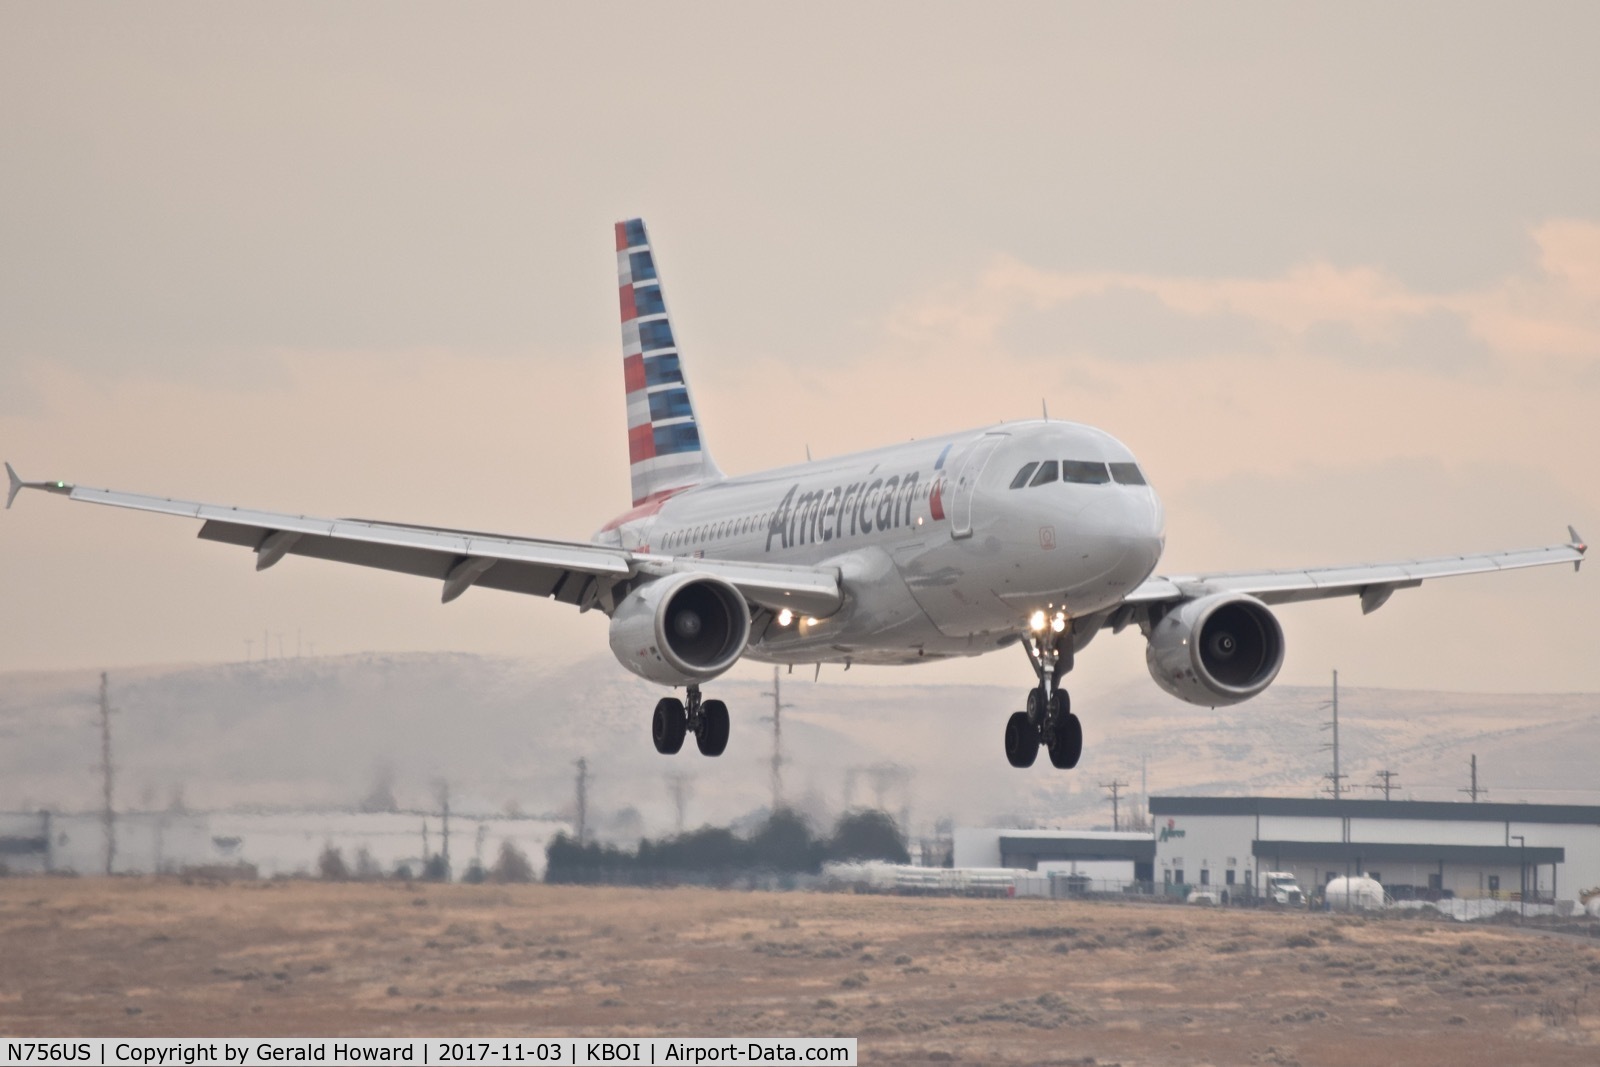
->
xmin=652 ymin=684 xmax=730 ymax=757
xmin=1004 ymin=626 xmax=1084 ymax=770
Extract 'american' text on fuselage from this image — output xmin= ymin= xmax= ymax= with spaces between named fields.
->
xmin=765 ymin=470 xmax=929 ymax=552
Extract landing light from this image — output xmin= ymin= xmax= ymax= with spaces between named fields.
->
xmin=777 ymin=608 xmax=794 ymax=626
xmin=1029 ymin=610 xmax=1047 ymax=632
xmin=1051 ymin=612 xmax=1067 ymax=634
xmin=804 ymin=617 xmax=818 ymax=627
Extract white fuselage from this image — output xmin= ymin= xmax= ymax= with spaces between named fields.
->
xmin=596 ymin=420 xmax=1166 ymax=665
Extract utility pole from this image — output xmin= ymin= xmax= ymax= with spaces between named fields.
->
xmin=666 ymin=772 xmax=693 ymax=834
xmin=1137 ymin=753 xmax=1150 ymax=830
xmin=1101 ymin=779 xmax=1129 ymax=832
xmin=98 ymin=672 xmax=116 ymax=876
xmin=760 ymin=667 xmax=793 ymax=812
xmin=244 ymin=638 xmax=253 ymax=662
xmin=1459 ymin=754 xmax=1487 ymax=803
xmin=1370 ymin=769 xmax=1400 ymax=801
xmin=574 ymin=758 xmax=589 ymax=846
xmin=1320 ymin=670 xmax=1348 ymax=798
xmin=439 ymin=780 xmax=451 ymax=880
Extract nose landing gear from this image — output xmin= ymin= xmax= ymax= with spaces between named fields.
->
xmin=1004 ymin=627 xmax=1084 ymax=769
xmin=653 ymin=685 xmax=730 ymax=757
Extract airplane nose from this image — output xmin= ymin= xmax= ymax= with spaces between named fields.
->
xmin=1081 ymin=488 xmax=1164 ymax=577
xmin=1140 ymin=488 xmax=1167 ymax=567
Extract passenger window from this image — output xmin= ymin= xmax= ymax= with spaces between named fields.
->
xmin=1009 ymin=462 xmax=1039 ymax=489
xmin=1028 ymin=460 xmax=1059 ymax=487
xmin=1061 ymin=460 xmax=1110 ymax=484
xmin=1109 ymin=462 xmax=1146 ymax=486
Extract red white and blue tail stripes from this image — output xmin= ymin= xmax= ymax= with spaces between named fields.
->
xmin=617 ymin=218 xmax=721 ymax=508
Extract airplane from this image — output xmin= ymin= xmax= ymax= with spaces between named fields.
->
xmin=6 ymin=218 xmax=1587 ymax=770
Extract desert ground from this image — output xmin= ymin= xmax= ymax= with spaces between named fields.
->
xmin=3 ymin=880 xmax=1599 ymax=1066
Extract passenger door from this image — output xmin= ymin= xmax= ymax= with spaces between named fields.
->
xmin=947 ymin=433 xmax=1007 ymax=539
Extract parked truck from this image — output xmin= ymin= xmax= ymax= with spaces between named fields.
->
xmin=1264 ymin=871 xmax=1306 ymax=906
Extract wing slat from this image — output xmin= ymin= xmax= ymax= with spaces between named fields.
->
xmin=35 ymin=481 xmax=842 ymax=617
xmin=1123 ymin=538 xmax=1584 ymax=608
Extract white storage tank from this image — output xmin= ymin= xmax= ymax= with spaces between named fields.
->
xmin=1324 ymin=875 xmax=1388 ymax=911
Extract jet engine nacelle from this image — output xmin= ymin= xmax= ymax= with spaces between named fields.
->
xmin=1145 ymin=592 xmax=1285 ymax=706
xmin=608 ymin=573 xmax=752 ymax=686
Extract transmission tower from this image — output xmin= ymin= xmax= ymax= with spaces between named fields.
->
xmin=665 ymin=771 xmax=694 ymax=834
xmin=574 ymin=758 xmax=590 ymax=845
xmin=1459 ymin=754 xmax=1487 ymax=803
xmin=1370 ymin=769 xmax=1401 ymax=801
xmin=1320 ymin=669 xmax=1348 ymax=798
xmin=1100 ymin=779 xmax=1130 ymax=831
xmin=844 ymin=762 xmax=914 ymax=828
xmin=97 ymin=672 xmax=116 ymax=876
xmin=437 ymin=780 xmax=452 ymax=879
xmin=760 ymin=667 xmax=794 ymax=811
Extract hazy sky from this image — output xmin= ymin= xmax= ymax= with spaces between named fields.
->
xmin=2 ymin=3 xmax=1596 ymax=698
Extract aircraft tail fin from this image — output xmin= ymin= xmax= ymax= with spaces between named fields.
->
xmin=615 ymin=218 xmax=722 ymax=507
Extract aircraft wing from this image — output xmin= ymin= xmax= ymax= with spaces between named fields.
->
xmin=4 ymin=466 xmax=843 ymax=618
xmin=1122 ymin=530 xmax=1586 ymax=615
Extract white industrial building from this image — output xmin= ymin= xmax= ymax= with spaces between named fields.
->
xmin=0 ymin=810 xmax=569 ymax=881
xmin=1150 ymin=796 xmax=1599 ymax=907
xmin=953 ymin=828 xmax=1156 ymax=891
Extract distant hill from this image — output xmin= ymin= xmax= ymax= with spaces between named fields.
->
xmin=2 ymin=653 xmax=1595 ymax=841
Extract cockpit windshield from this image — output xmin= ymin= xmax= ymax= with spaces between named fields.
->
xmin=1009 ymin=458 xmax=1146 ymax=488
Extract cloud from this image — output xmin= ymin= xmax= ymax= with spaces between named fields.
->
xmin=1000 ymin=284 xmax=1271 ymax=363
xmin=881 ymin=219 xmax=1600 ymax=379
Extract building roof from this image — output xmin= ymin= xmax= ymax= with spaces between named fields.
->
xmin=1151 ymin=796 xmax=1600 ymax=826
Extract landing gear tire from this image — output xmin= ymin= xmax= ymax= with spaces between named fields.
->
xmin=652 ymin=697 xmax=687 ymax=754
xmin=1047 ymin=694 xmax=1083 ymax=770
xmin=697 ymin=698 xmax=730 ymax=757
xmin=1016 ymin=623 xmax=1085 ymax=770
xmin=1004 ymin=710 xmax=1040 ymax=768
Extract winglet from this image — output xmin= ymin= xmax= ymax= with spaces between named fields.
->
xmin=1571 ymin=525 xmax=1587 ymax=571
xmin=4 ymin=463 xmax=73 ymax=509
